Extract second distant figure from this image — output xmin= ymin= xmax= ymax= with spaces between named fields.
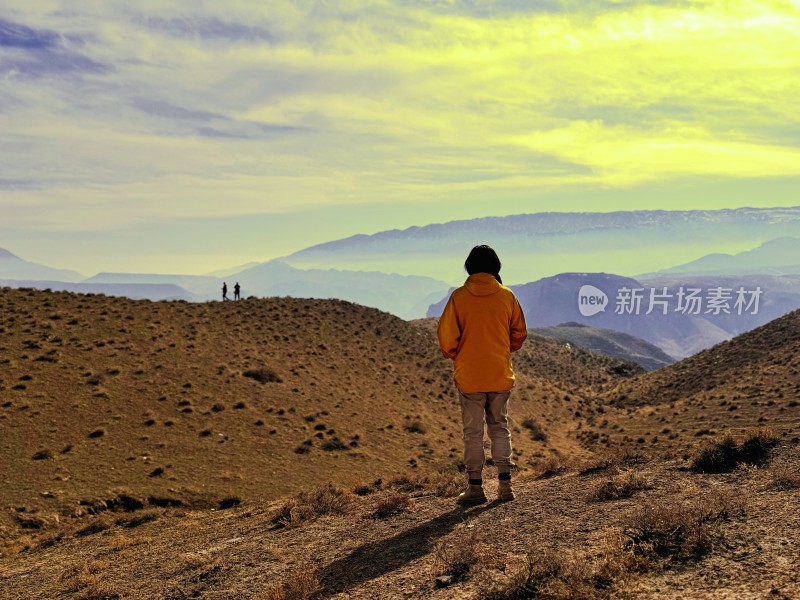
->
xmin=222 ymin=282 xmax=229 ymax=301
xmin=234 ymin=282 xmax=241 ymax=300
xmin=437 ymin=245 xmax=527 ymax=505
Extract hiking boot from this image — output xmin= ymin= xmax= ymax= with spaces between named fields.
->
xmin=456 ymin=484 xmax=487 ymax=506
xmin=497 ymin=480 xmax=515 ymax=502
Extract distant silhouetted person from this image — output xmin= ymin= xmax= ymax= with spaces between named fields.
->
xmin=234 ymin=282 xmax=241 ymax=300
xmin=222 ymin=282 xmax=229 ymax=301
xmin=437 ymin=245 xmax=527 ymax=505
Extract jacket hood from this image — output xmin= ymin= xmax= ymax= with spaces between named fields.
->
xmin=464 ymin=273 xmax=501 ymax=296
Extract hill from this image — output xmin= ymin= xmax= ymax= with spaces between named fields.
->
xmin=0 ymin=287 xmax=640 ymax=539
xmin=0 ymin=280 xmax=198 ymax=302
xmin=584 ymin=309 xmax=800 ymax=455
xmin=651 ymin=237 xmax=800 ymax=276
xmin=0 ymin=247 xmax=84 ymax=282
xmin=2 ymin=291 xmax=800 ymax=598
xmin=529 ymin=322 xmax=675 ymax=371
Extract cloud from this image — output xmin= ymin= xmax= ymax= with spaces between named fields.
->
xmin=0 ymin=18 xmax=107 ymax=76
xmin=0 ymin=18 xmax=60 ymax=49
xmin=0 ymin=0 xmax=799 ymax=237
xmin=136 ymin=16 xmax=280 ymax=44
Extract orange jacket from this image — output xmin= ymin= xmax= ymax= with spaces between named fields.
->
xmin=437 ymin=273 xmax=528 ymax=393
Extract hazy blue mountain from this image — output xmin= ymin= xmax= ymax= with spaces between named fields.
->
xmin=76 ymin=262 xmax=449 ymax=318
xmin=637 ymin=273 xmax=800 ymax=338
xmin=428 ymin=272 xmax=800 ymax=358
xmin=204 ymin=262 xmax=261 ymax=278
xmin=230 ymin=261 xmax=450 ymax=320
xmin=648 ymin=237 xmax=800 ymax=276
xmin=83 ymin=273 xmax=221 ymax=296
xmin=0 ymin=280 xmax=198 ymax=301
xmin=529 ymin=322 xmax=676 ymax=371
xmin=281 ymin=207 xmax=800 ymax=284
xmin=0 ymin=247 xmax=84 ymax=282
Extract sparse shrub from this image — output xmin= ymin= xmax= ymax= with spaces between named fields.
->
xmin=435 ymin=530 xmax=480 ymax=583
xmin=321 ymin=438 xmax=348 ymax=451
xmin=691 ymin=429 xmax=779 ymax=473
xmin=371 ymin=493 xmax=412 ymax=518
xmin=738 ymin=428 xmax=780 ymax=465
xmin=622 ymin=493 xmax=742 ymax=566
xmin=522 ymin=418 xmax=547 ymax=442
xmin=483 ymin=547 xmax=574 ymax=599
xmin=403 ymin=419 xmax=426 ymax=434
xmin=219 ymin=497 xmax=241 ymax=510
xmin=270 ymin=484 xmax=352 ymax=529
xmin=32 ymin=449 xmax=52 ymax=460
xmin=243 ymin=368 xmax=283 ymax=384
xmin=294 ymin=440 xmax=313 ymax=454
xmin=87 ymin=429 xmax=105 ymax=439
xmin=353 ymin=484 xmax=375 ymax=496
xmin=589 ymin=471 xmax=650 ymax=502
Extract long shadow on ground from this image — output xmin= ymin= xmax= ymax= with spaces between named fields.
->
xmin=317 ymin=502 xmax=499 ymax=596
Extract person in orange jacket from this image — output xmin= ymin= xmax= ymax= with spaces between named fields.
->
xmin=437 ymin=245 xmax=527 ymax=504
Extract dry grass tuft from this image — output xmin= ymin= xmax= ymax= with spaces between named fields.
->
xmin=483 ymin=546 xmax=607 ymax=600
xmin=386 ymin=469 xmax=464 ymax=497
xmin=370 ymin=493 xmax=412 ymax=519
xmin=270 ymin=484 xmax=352 ymax=529
xmin=766 ymin=463 xmax=800 ymax=490
xmin=59 ymin=559 xmax=117 ymax=598
xmin=258 ymin=567 xmax=321 ymax=600
xmin=589 ymin=471 xmax=651 ymax=502
xmin=534 ymin=456 xmax=570 ymax=480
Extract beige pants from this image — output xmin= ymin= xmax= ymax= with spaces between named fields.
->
xmin=458 ymin=389 xmax=513 ymax=476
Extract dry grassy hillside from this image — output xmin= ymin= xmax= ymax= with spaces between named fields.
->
xmin=0 ymin=288 xmax=638 ymax=545
xmin=583 ymin=309 xmax=800 ymax=454
xmin=2 ymin=289 xmax=800 ymax=598
xmin=2 ymin=437 xmax=797 ymax=599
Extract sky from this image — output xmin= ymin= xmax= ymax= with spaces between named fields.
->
xmin=1 ymin=0 xmax=799 ymax=276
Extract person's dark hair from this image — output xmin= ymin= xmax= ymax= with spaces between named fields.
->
xmin=464 ymin=245 xmax=502 ymax=284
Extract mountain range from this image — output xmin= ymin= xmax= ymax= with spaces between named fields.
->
xmin=280 ymin=206 xmax=800 ymax=283
xmin=2 ymin=206 xmax=799 ymax=359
